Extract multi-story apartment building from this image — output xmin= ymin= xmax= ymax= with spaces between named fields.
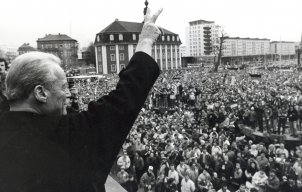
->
xmin=94 ymin=19 xmax=182 ymax=74
xmin=185 ymin=19 xmax=221 ymax=57
xmin=37 ymin=34 xmax=78 ymax=69
xmin=223 ymin=37 xmax=270 ymax=56
xmin=222 ymin=37 xmax=270 ymax=65
xmin=18 ymin=43 xmax=36 ymax=55
xmin=270 ymin=41 xmax=296 ymax=60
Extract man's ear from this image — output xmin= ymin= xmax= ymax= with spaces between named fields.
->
xmin=33 ymin=85 xmax=48 ymax=103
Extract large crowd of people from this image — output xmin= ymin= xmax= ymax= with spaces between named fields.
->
xmin=64 ymin=65 xmax=302 ymax=192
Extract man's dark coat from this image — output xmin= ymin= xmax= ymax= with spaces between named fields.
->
xmin=0 ymin=52 xmax=160 ymax=192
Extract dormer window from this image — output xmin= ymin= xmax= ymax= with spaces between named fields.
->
xmin=132 ymin=34 xmax=136 ymax=40
xmin=167 ymin=36 xmax=170 ymax=41
xmin=172 ymin=36 xmax=175 ymax=41
xmin=162 ymin=36 xmax=165 ymax=41
xmin=110 ymin=34 xmax=114 ymax=41
xmin=119 ymin=34 xmax=123 ymax=41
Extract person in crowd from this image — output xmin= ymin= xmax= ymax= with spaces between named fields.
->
xmin=0 ymin=7 xmax=163 ymax=192
xmin=117 ymin=151 xmax=131 ymax=171
xmin=288 ymin=105 xmax=299 ymax=137
xmin=266 ymin=171 xmax=280 ymax=192
xmin=117 ymin=168 xmax=129 ymax=186
xmin=140 ymin=166 xmax=156 ymax=192
xmin=181 ymin=172 xmax=195 ymax=192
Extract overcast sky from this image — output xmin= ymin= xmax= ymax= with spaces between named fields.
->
xmin=1 ymin=0 xmax=301 ymax=49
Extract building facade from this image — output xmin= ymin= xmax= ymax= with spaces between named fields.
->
xmin=18 ymin=43 xmax=36 ymax=55
xmin=94 ymin=19 xmax=182 ymax=74
xmin=37 ymin=34 xmax=78 ymax=69
xmin=270 ymin=41 xmax=296 ymax=59
xmin=185 ymin=19 xmax=221 ymax=57
xmin=222 ymin=37 xmax=270 ymax=65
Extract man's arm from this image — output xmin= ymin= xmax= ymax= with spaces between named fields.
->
xmin=60 ymin=7 xmax=163 ymax=186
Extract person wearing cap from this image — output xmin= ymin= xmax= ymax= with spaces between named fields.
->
xmin=140 ymin=166 xmax=155 ymax=192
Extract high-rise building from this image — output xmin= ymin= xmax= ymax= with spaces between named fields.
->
xmin=94 ymin=19 xmax=182 ymax=74
xmin=37 ymin=34 xmax=78 ymax=69
xmin=185 ymin=19 xmax=221 ymax=57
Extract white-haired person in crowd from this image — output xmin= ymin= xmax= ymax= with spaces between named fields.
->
xmin=0 ymin=7 xmax=163 ymax=192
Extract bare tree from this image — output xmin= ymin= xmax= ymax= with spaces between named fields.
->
xmin=213 ymin=31 xmax=228 ymax=72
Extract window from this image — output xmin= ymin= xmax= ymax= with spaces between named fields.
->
xmin=97 ymin=47 xmax=102 ymax=52
xmin=132 ymin=34 xmax=136 ymax=40
xmin=97 ymin=35 xmax=100 ymax=42
xmin=120 ymin=64 xmax=125 ymax=70
xmin=162 ymin=36 xmax=165 ymax=41
xmin=119 ymin=34 xmax=123 ymax=41
xmin=167 ymin=36 xmax=170 ymax=41
xmin=110 ymin=54 xmax=115 ymax=61
xmin=120 ymin=53 xmax=124 ymax=61
xmin=55 ymin=44 xmax=58 ymax=48
xmin=172 ymin=36 xmax=175 ymax=41
xmin=119 ymin=45 xmax=124 ymax=50
xmin=110 ymin=34 xmax=114 ymax=41
xmin=110 ymin=46 xmax=115 ymax=50
xmin=41 ymin=44 xmax=44 ymax=49
xmin=111 ymin=64 xmax=116 ymax=72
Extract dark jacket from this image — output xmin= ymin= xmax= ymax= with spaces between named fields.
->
xmin=0 ymin=52 xmax=160 ymax=192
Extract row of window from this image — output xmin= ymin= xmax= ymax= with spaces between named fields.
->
xmin=110 ymin=53 xmax=125 ymax=61
xmin=97 ymin=33 xmax=180 ymax=42
xmin=40 ymin=43 xmax=75 ymax=49
xmin=110 ymin=64 xmax=126 ymax=72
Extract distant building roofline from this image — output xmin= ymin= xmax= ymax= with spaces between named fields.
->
xmin=226 ymin=37 xmax=270 ymax=41
xmin=189 ymin=19 xmax=215 ymax=25
xmin=271 ymin=41 xmax=295 ymax=43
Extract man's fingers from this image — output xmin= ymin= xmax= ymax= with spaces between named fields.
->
xmin=152 ymin=8 xmax=163 ymax=23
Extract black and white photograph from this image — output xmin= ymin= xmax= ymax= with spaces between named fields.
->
xmin=0 ymin=0 xmax=302 ymax=191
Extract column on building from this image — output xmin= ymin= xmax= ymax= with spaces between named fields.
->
xmin=102 ymin=45 xmax=108 ymax=74
xmin=170 ymin=45 xmax=173 ymax=69
xmin=165 ymin=45 xmax=168 ymax=69
xmin=159 ymin=44 xmax=163 ymax=70
xmin=175 ymin=45 xmax=178 ymax=69
xmin=178 ymin=46 xmax=182 ymax=68
xmin=115 ymin=45 xmax=120 ymax=73
xmin=154 ymin=44 xmax=158 ymax=61
xmin=95 ymin=46 xmax=99 ymax=74
xmin=128 ymin=44 xmax=134 ymax=63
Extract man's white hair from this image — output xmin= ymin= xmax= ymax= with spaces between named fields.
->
xmin=5 ymin=51 xmax=61 ymax=102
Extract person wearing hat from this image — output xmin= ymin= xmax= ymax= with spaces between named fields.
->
xmin=140 ymin=166 xmax=155 ymax=192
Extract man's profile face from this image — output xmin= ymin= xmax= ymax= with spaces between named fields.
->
xmin=45 ymin=65 xmax=70 ymax=115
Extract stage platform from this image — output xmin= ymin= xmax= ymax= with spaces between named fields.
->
xmin=239 ymin=124 xmax=302 ymax=148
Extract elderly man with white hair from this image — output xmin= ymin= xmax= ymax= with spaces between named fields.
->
xmin=0 ymin=7 xmax=163 ymax=192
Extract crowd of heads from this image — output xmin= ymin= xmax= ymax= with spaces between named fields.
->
xmin=1 ymin=56 xmax=302 ymax=191
xmin=66 ymin=65 xmax=302 ymax=192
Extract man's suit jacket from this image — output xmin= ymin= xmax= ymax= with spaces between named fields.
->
xmin=0 ymin=52 xmax=160 ymax=192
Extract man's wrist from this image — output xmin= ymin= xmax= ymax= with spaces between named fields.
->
xmin=135 ymin=38 xmax=154 ymax=56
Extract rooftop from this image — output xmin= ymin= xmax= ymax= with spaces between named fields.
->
xmin=97 ymin=19 xmax=176 ymax=35
xmin=37 ymin=34 xmax=77 ymax=42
